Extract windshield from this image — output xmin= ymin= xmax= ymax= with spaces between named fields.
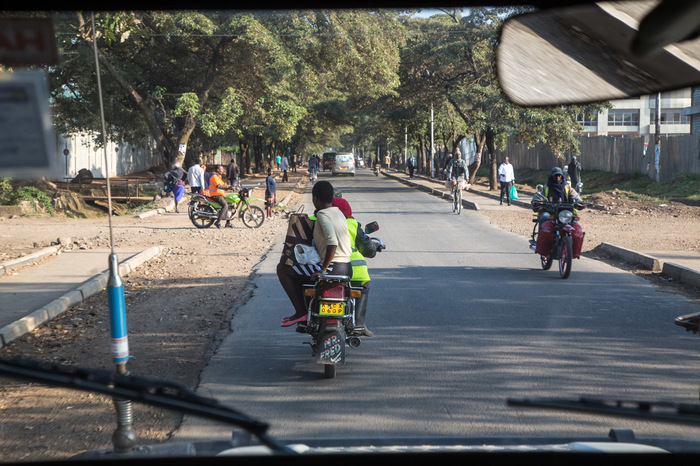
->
xmin=2 ymin=4 xmax=700 ymax=462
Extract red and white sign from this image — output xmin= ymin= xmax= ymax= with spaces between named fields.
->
xmin=0 ymin=17 xmax=59 ymax=66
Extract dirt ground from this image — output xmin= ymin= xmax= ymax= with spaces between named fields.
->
xmin=1 ymin=173 xmax=700 ymax=462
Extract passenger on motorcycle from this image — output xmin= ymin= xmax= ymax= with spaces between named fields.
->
xmin=532 ymin=167 xmax=586 ymax=258
xmin=445 ymin=149 xmax=470 ymax=192
xmin=278 ymin=181 xmax=353 ymax=327
xmin=332 ymin=196 xmax=378 ymax=337
xmin=209 ymin=165 xmax=233 ymax=229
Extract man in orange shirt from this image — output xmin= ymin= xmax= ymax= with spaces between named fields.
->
xmin=209 ymin=165 xmax=232 ymax=228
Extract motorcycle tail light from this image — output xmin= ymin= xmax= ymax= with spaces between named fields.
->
xmin=321 ymin=285 xmax=345 ymax=299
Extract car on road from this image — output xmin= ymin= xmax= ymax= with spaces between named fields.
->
xmin=322 ymin=152 xmax=336 ymax=171
xmin=331 ymin=152 xmax=356 ymax=176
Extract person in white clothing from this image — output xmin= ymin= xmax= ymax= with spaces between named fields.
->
xmin=187 ymin=158 xmax=206 ymax=194
xmin=498 ymin=157 xmax=515 ymax=206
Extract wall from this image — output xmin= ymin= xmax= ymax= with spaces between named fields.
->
xmin=54 ymin=133 xmax=162 ymax=180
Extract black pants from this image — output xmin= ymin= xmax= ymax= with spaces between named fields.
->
xmin=282 ymin=170 xmax=288 ymax=182
xmin=500 ymin=181 xmax=511 ymax=203
xmin=408 ymin=166 xmax=414 ymax=178
xmin=277 ymin=261 xmax=353 ymax=318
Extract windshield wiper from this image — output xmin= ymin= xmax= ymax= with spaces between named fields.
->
xmin=508 ymin=397 xmax=700 ymax=425
xmin=0 ymin=357 xmax=296 ymax=454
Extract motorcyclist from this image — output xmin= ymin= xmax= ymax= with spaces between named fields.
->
xmin=332 ymin=196 xmax=378 ymax=337
xmin=445 ymin=149 xmax=470 ymax=193
xmin=531 ymin=166 xmax=585 ymax=258
xmin=208 ymin=165 xmax=233 ymax=229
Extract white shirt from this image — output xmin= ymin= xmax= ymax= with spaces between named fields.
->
xmin=498 ymin=162 xmax=515 ymax=182
xmin=188 ymin=164 xmax=205 ymax=188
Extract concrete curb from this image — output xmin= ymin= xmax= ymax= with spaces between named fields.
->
xmin=0 ymin=245 xmax=163 ymax=347
xmin=596 ymin=242 xmax=700 ymax=288
xmin=1 ymin=246 xmax=61 ymax=276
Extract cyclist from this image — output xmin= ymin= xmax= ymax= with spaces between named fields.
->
xmin=445 ymin=148 xmax=470 ymax=198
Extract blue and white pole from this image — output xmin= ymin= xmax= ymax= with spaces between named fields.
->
xmin=92 ymin=12 xmax=137 ymax=453
xmin=108 ymin=253 xmax=128 ymax=365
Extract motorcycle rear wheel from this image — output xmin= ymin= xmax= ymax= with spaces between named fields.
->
xmin=324 ymin=364 xmax=336 ymax=379
xmin=241 ymin=205 xmax=265 ymax=228
xmin=190 ymin=205 xmax=217 ymax=229
xmin=559 ymin=236 xmax=573 ymax=279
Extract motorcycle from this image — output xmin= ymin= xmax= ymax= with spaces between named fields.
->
xmin=297 ymin=221 xmax=385 ymax=379
xmin=373 ymin=165 xmax=380 ymax=176
xmin=529 ymin=186 xmax=585 ymax=279
xmin=187 ymin=185 xmax=265 ymax=229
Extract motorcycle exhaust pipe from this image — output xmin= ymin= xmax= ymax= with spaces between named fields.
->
xmin=347 ymin=336 xmax=361 ymax=348
xmin=194 ymin=210 xmax=217 ymax=218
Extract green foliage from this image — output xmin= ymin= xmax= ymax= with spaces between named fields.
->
xmin=9 ymin=187 xmax=55 ymax=216
xmin=0 ymin=178 xmax=12 ymax=203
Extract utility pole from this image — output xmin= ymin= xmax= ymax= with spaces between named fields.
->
xmin=655 ymin=92 xmax=661 ymax=182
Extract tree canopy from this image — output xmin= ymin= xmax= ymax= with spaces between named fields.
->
xmin=42 ymin=8 xmax=607 ymax=179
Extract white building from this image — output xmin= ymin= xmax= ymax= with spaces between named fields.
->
xmin=575 ymin=88 xmax=692 ymax=142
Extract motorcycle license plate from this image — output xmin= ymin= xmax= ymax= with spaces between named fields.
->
xmin=319 ymin=302 xmax=345 ymax=316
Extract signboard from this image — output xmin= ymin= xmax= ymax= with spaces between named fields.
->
xmin=0 ymin=70 xmax=59 ymax=179
xmin=0 ymin=17 xmax=59 ymax=66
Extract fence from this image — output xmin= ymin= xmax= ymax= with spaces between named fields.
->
xmin=494 ymin=134 xmax=700 ymax=181
xmin=54 ymin=133 xmax=162 ymax=181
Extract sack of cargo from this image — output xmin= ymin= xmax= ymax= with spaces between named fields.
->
xmin=280 ymin=207 xmax=315 ymax=267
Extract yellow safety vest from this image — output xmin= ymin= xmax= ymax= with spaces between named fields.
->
xmin=347 ymin=218 xmax=370 ymax=284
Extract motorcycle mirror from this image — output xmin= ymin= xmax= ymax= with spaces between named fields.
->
xmin=364 ymin=221 xmax=379 ymax=234
xmin=536 ymin=184 xmax=544 ymax=193
xmin=576 ymin=182 xmax=583 ymax=193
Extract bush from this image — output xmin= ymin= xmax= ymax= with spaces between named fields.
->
xmin=10 ymin=186 xmax=55 ymax=216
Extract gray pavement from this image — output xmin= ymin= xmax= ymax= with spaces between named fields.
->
xmin=0 ymin=246 xmax=162 ymax=347
xmin=0 ymin=169 xmax=697 ymax=347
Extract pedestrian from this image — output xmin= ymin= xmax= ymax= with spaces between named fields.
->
xmin=568 ymin=155 xmax=582 ymax=187
xmin=265 ymin=167 xmax=277 ymax=219
xmin=276 ymin=154 xmax=281 ymax=170
xmin=408 ymin=154 xmax=416 ymax=179
xmin=187 ymin=158 xmax=205 ymax=194
xmin=280 ymin=154 xmax=289 ymax=182
xmin=165 ymin=161 xmax=188 ymax=213
xmin=384 ymin=154 xmax=391 ymax=170
xmin=227 ymin=158 xmax=239 ymax=190
xmin=498 ymin=156 xmax=515 ymax=206
xmin=291 ymin=154 xmax=297 ymax=172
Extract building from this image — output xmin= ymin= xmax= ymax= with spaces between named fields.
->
xmin=576 ymin=88 xmax=692 ymax=142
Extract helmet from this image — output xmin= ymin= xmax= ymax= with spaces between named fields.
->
xmin=550 ymin=167 xmax=564 ymax=177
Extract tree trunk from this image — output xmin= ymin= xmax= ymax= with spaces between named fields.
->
xmin=486 ymin=129 xmax=498 ymax=190
xmin=468 ymin=131 xmax=486 ymax=186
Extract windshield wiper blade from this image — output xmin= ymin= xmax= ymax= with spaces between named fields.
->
xmin=0 ymin=357 xmax=296 ymax=454
xmin=508 ymin=397 xmax=700 ymax=425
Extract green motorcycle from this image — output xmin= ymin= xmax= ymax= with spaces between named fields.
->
xmin=188 ymin=186 xmax=265 ymax=229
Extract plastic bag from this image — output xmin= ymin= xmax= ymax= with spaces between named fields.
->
xmin=294 ymin=244 xmax=321 ymax=265
xmin=510 ymin=184 xmax=519 ymax=200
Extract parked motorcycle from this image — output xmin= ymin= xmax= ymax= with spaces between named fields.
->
xmin=297 ymin=221 xmax=385 ymax=379
xmin=529 ymin=187 xmax=585 ymax=279
xmin=188 ymin=185 xmax=265 ymax=229
xmin=373 ymin=165 xmax=379 ymax=176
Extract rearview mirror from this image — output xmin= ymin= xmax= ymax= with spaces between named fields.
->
xmin=496 ymin=1 xmax=700 ymax=105
xmin=364 ymin=221 xmax=379 ymax=234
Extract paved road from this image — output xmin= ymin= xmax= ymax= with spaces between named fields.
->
xmin=172 ymin=169 xmax=700 ymax=445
